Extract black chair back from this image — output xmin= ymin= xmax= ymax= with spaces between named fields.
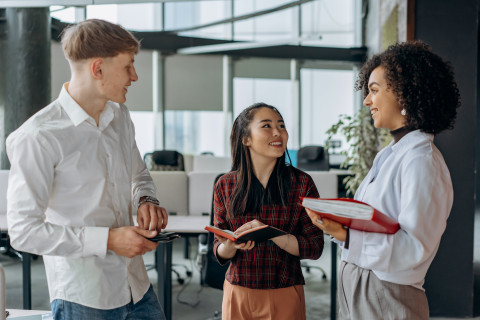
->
xmin=143 ymin=150 xmax=184 ymax=171
xmin=200 ymin=173 xmax=229 ymax=290
xmin=296 ymin=145 xmax=329 ymax=171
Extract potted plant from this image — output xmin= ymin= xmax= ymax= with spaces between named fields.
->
xmin=326 ymin=107 xmax=391 ymax=197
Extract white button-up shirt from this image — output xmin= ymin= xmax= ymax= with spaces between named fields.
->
xmin=342 ymin=130 xmax=453 ymax=289
xmin=6 ymin=84 xmax=157 ymax=309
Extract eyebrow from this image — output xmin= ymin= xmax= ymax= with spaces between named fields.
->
xmin=258 ymin=119 xmax=284 ymax=123
xmin=368 ymin=81 xmax=380 ymax=88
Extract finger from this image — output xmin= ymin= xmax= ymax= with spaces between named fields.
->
xmin=305 ymin=208 xmax=319 ymax=220
xmin=137 ymin=215 xmax=144 ymax=229
xmin=161 ymin=208 xmax=168 ymax=230
xmin=136 ymin=227 xmax=158 ymax=238
xmin=234 ymin=226 xmax=247 ymax=235
xmin=143 ymin=210 xmax=152 ymax=231
xmin=149 ymin=206 xmax=158 ymax=231
xmin=313 ymin=219 xmax=326 ymax=230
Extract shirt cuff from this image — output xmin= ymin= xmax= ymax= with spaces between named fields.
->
xmin=83 ymin=226 xmax=109 ymax=258
xmin=344 ymin=228 xmax=350 ymax=249
xmin=344 ymin=228 xmax=363 ymax=263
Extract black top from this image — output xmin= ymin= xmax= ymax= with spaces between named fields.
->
xmin=390 ymin=126 xmax=413 ymax=143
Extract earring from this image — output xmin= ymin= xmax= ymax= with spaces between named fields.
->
xmin=401 ymin=109 xmax=406 ymax=116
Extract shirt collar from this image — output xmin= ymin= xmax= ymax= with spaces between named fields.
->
xmin=391 ymin=129 xmax=434 ymax=152
xmin=58 ymin=83 xmax=90 ymax=127
xmin=58 ymin=83 xmax=115 ymax=130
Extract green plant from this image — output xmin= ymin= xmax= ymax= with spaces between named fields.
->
xmin=326 ymin=107 xmax=392 ymax=197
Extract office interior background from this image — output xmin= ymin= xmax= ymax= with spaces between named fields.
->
xmin=0 ymin=0 xmax=479 ymax=318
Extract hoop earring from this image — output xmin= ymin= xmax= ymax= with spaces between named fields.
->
xmin=401 ymin=109 xmax=406 ymax=116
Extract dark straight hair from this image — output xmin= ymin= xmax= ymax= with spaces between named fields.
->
xmin=228 ymin=102 xmax=293 ymax=218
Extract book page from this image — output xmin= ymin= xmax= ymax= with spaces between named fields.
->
xmin=302 ymin=199 xmax=373 ymax=219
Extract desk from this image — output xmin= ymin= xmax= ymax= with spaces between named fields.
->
xmin=6 ymin=309 xmax=49 ymax=319
xmin=156 ymin=215 xmax=209 ymax=320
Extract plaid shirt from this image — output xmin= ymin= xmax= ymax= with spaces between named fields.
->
xmin=213 ymin=167 xmax=324 ymax=289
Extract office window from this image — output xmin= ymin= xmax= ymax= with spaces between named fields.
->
xmin=233 ymin=78 xmax=295 ymax=149
xmin=50 ymin=6 xmax=76 ymax=22
xmin=301 ymin=0 xmax=356 ymax=47
xmin=165 ymin=1 xmax=231 ymax=39
xmin=234 ymin=0 xmax=294 ymax=41
xmin=165 ymin=111 xmax=225 ymax=156
xmin=130 ymin=112 xmax=154 ymax=159
xmin=300 ymin=69 xmax=355 ymax=152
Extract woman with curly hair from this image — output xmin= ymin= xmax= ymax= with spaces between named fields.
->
xmin=213 ymin=103 xmax=324 ymax=320
xmin=306 ymin=41 xmax=460 ymax=319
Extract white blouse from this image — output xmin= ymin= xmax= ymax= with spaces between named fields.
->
xmin=341 ymin=130 xmax=453 ymax=289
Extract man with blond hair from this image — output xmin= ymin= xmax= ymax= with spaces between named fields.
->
xmin=7 ymin=19 xmax=167 ymax=319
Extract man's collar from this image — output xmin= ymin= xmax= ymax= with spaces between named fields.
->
xmin=58 ymin=83 xmax=116 ymax=129
xmin=58 ymin=83 xmax=91 ymax=127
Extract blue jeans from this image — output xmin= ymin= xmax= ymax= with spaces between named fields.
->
xmin=51 ymin=285 xmax=165 ymax=320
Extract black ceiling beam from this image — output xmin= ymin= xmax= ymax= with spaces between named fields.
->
xmin=51 ymin=18 xmax=367 ymax=63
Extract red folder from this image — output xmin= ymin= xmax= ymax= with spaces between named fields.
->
xmin=301 ymin=197 xmax=400 ymax=234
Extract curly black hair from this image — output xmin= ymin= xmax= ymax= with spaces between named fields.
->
xmin=356 ymin=40 xmax=460 ymax=134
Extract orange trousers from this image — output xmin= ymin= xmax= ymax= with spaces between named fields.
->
xmin=222 ymin=280 xmax=306 ymax=320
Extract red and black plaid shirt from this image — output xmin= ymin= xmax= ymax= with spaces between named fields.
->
xmin=213 ymin=167 xmax=324 ymax=289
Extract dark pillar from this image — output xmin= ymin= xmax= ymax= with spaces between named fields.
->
xmin=415 ymin=0 xmax=478 ymax=316
xmin=0 ymin=8 xmax=51 ymax=169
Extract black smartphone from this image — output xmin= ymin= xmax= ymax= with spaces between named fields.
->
xmin=6 ymin=310 xmax=9 ymax=318
xmin=148 ymin=232 xmax=181 ymax=242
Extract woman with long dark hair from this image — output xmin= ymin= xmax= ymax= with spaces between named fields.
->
xmin=213 ymin=103 xmax=324 ymax=320
xmin=306 ymin=41 xmax=461 ymax=319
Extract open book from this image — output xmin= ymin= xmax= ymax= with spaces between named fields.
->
xmin=205 ymin=225 xmax=287 ymax=243
xmin=301 ymin=197 xmax=400 ymax=234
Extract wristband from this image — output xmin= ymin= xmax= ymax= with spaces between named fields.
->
xmin=138 ymin=196 xmax=160 ymax=209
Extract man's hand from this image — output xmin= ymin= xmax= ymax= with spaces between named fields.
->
xmin=305 ymin=208 xmax=347 ymax=242
xmin=107 ymin=226 xmax=159 ymax=258
xmin=137 ymin=201 xmax=168 ymax=231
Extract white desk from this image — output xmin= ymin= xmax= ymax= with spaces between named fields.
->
xmin=6 ymin=309 xmax=49 ymax=319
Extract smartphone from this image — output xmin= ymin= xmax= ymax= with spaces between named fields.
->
xmin=148 ymin=232 xmax=181 ymax=242
xmin=6 ymin=310 xmax=9 ymax=318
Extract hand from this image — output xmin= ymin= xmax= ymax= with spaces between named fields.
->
xmin=107 ymin=226 xmax=159 ymax=258
xmin=234 ymin=219 xmax=265 ymax=236
xmin=137 ymin=202 xmax=168 ymax=231
xmin=305 ymin=208 xmax=347 ymax=242
xmin=216 ymin=234 xmax=255 ymax=251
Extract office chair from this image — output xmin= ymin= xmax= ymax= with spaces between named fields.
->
xmin=199 ymin=173 xmax=228 ymax=290
xmin=0 ymin=232 xmax=22 ymax=260
xmin=296 ymin=145 xmax=330 ymax=171
xmin=197 ymin=174 xmax=227 ymax=319
xmin=143 ymin=150 xmax=184 ymax=171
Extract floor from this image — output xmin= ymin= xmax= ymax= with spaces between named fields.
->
xmin=2 ymin=217 xmax=480 ymax=320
